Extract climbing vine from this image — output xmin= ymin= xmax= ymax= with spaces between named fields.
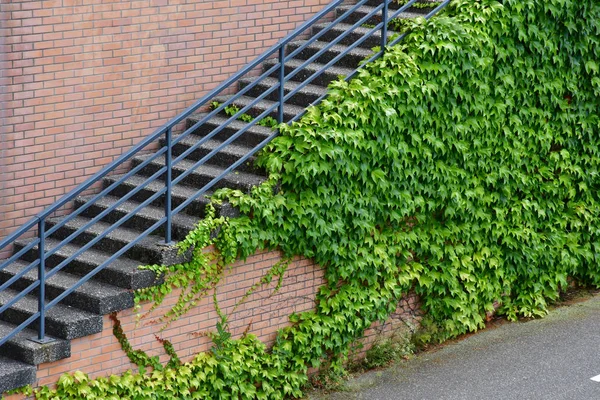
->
xmin=110 ymin=313 xmax=163 ymax=372
xmin=28 ymin=1 xmax=600 ymax=398
xmin=132 ymin=204 xmax=233 ymax=329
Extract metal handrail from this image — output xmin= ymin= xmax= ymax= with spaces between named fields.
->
xmin=0 ymin=0 xmax=450 ymax=347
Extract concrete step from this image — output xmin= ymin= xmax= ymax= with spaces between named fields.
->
xmin=238 ymin=76 xmax=328 ymax=107
xmin=14 ymin=238 xmax=158 ymax=291
xmin=263 ymin=58 xmax=353 ymax=88
xmin=0 ymin=356 xmax=36 ymax=394
xmin=0 ymin=288 xmax=103 ymax=340
xmin=186 ymin=114 xmax=274 ymax=148
xmin=0 ymin=260 xmax=133 ymax=315
xmin=74 ymin=195 xmax=199 ymax=242
xmin=44 ymin=216 xmax=178 ymax=266
xmin=103 ymin=174 xmax=212 ymax=219
xmin=213 ymin=95 xmax=305 ymax=123
xmin=160 ymin=135 xmax=260 ymax=174
xmin=312 ymin=22 xmax=388 ymax=49
xmin=0 ymin=320 xmax=69 ymax=365
xmin=336 ymin=4 xmax=422 ymax=26
xmin=132 ymin=154 xmax=267 ymax=194
xmin=287 ymin=39 xmax=373 ymax=69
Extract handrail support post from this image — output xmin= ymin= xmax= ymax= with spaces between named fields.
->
xmin=278 ymin=45 xmax=285 ymax=124
xmin=164 ymin=128 xmax=174 ymax=245
xmin=29 ymin=219 xmax=53 ymax=344
xmin=381 ymin=0 xmax=388 ymax=51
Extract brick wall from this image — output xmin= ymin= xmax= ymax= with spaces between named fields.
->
xmin=1 ymin=3 xmax=12 ymax=254
xmin=353 ymin=293 xmax=422 ymax=361
xmin=36 ymin=249 xmax=326 ymax=387
xmin=4 ymin=248 xmax=421 ymax=398
xmin=0 ymin=0 xmax=332 ymax=257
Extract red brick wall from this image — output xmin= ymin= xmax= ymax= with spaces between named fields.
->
xmin=4 ymin=248 xmax=421 ymax=398
xmin=36 ymin=249 xmax=326 ymax=387
xmin=0 ymin=0 xmax=332 ymax=257
xmin=353 ymin=293 xmax=422 ymax=361
xmin=1 ymin=3 xmax=12 ymax=253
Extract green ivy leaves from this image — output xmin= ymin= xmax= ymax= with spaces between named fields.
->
xmin=251 ymin=0 xmax=600 ymax=358
xmin=30 ymin=0 xmax=600 ymax=398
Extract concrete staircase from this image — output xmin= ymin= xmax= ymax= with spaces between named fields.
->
xmin=0 ymin=0 xmax=440 ymax=393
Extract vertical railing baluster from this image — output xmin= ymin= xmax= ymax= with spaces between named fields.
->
xmin=165 ymin=128 xmax=173 ymax=244
xmin=278 ymin=45 xmax=285 ymax=124
xmin=36 ymin=218 xmax=47 ymax=342
xmin=382 ymin=0 xmax=389 ymax=51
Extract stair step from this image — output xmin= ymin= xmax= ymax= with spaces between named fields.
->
xmin=263 ymin=58 xmax=353 ymax=88
xmin=186 ymin=114 xmax=274 ymax=148
xmin=74 ymin=195 xmax=199 ymax=241
xmin=44 ymin=216 xmax=176 ymax=266
xmin=0 ymin=288 xmax=103 ymax=340
xmin=312 ymin=22 xmax=388 ymax=49
xmin=213 ymin=95 xmax=305 ymax=123
xmin=103 ymin=174 xmax=212 ymax=219
xmin=366 ymin=0 xmax=441 ymax=13
xmin=239 ymin=76 xmax=328 ymax=107
xmin=0 ymin=320 xmax=69 ymax=365
xmin=132 ymin=154 xmax=267 ymax=193
xmin=14 ymin=238 xmax=158 ymax=290
xmin=0 ymin=261 xmax=133 ymax=315
xmin=287 ymin=39 xmax=373 ymax=69
xmin=160 ymin=136 xmax=260 ymax=174
xmin=336 ymin=4 xmax=423 ymax=26
xmin=0 ymin=356 xmax=36 ymax=394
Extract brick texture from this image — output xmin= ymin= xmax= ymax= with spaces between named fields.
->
xmin=3 ymin=248 xmax=421 ymax=398
xmin=33 ymin=249 xmax=327 ymax=388
xmin=0 ymin=0 xmax=332 ymax=258
xmin=29 ymin=252 xmax=323 ymax=385
xmin=351 ymin=292 xmax=423 ymax=361
xmin=1 ymin=3 xmax=12 ymax=257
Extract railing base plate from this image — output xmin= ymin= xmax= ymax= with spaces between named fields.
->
xmin=28 ymin=336 xmax=55 ymax=345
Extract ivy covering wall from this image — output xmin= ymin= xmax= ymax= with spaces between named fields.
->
xmin=28 ymin=0 xmax=600 ymax=398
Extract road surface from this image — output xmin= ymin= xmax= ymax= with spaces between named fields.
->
xmin=308 ymin=294 xmax=600 ymax=400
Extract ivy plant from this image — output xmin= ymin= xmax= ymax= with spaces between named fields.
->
xmin=26 ymin=1 xmax=600 ymax=398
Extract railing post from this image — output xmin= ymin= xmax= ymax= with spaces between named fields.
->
xmin=31 ymin=218 xmax=52 ymax=343
xmin=381 ymin=0 xmax=389 ymax=51
xmin=278 ymin=45 xmax=285 ymax=124
xmin=164 ymin=127 xmax=173 ymax=244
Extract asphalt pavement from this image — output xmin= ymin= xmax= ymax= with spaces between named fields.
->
xmin=307 ymin=294 xmax=600 ymax=400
